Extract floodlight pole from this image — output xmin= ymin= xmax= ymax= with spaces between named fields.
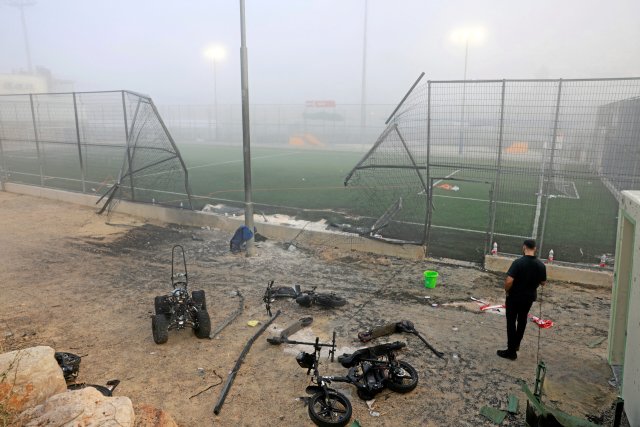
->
xmin=458 ymin=38 xmax=469 ymax=155
xmin=10 ymin=0 xmax=35 ymax=73
xmin=239 ymin=0 xmax=255 ymax=256
xmin=359 ymin=0 xmax=368 ymax=143
xmin=213 ymin=59 xmax=219 ymax=141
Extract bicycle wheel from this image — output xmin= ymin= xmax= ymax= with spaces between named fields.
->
xmin=386 ymin=360 xmax=418 ymax=393
xmin=308 ymin=391 xmax=352 ymax=427
xmin=314 ymin=293 xmax=347 ymax=308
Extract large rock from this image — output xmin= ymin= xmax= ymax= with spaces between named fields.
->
xmin=134 ymin=403 xmax=179 ymax=427
xmin=0 ymin=345 xmax=67 ymax=411
xmin=18 ymin=386 xmax=135 ymax=427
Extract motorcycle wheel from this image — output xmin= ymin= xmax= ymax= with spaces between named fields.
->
xmin=308 ymin=391 xmax=352 ymax=427
xmin=386 ymin=360 xmax=418 ymax=393
xmin=314 ymin=293 xmax=347 ymax=308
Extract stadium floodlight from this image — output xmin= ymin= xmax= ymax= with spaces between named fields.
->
xmin=450 ymin=26 xmax=486 ymax=154
xmin=203 ymin=45 xmax=227 ymax=141
xmin=204 ymin=45 xmax=227 ymax=62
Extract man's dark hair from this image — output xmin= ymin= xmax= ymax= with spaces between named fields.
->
xmin=523 ymin=239 xmax=536 ymax=250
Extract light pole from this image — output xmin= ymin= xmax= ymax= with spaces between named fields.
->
xmin=360 ymin=0 xmax=368 ymax=144
xmin=239 ymin=0 xmax=255 ymax=256
xmin=8 ymin=0 xmax=35 ymax=73
xmin=204 ymin=45 xmax=227 ymax=141
xmin=450 ymin=27 xmax=485 ymax=155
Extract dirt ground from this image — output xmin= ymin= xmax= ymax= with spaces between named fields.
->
xmin=0 ymin=191 xmax=621 ymax=426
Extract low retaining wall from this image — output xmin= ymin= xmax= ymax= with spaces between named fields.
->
xmin=484 ymin=254 xmax=613 ymax=288
xmin=3 ymin=183 xmax=425 ymax=260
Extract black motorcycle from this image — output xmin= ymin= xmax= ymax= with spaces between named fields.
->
xmin=296 ymin=338 xmax=418 ymax=427
xmin=263 ymin=280 xmax=346 ymax=316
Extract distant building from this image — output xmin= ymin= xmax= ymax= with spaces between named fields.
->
xmin=0 ymin=67 xmax=73 ymax=95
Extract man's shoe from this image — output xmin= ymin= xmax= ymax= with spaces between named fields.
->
xmin=497 ymin=349 xmax=517 ymax=360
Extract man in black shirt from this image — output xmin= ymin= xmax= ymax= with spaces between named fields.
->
xmin=497 ymin=239 xmax=547 ymax=360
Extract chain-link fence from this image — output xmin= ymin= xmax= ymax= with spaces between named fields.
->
xmin=345 ymin=76 xmax=640 ymax=266
xmin=0 ymin=90 xmax=192 ymax=210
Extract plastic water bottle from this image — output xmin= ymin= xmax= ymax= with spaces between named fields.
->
xmin=548 ymin=249 xmax=554 ymax=263
xmin=491 ymin=242 xmax=498 ymax=255
xmin=599 ymin=254 xmax=607 ymax=267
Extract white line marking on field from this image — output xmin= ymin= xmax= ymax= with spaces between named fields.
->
xmin=433 ymin=194 xmax=537 ymax=207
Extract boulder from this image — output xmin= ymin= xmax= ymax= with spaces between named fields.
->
xmin=134 ymin=403 xmax=179 ymax=427
xmin=18 ymin=386 xmax=135 ymax=427
xmin=0 ymin=345 xmax=67 ymax=411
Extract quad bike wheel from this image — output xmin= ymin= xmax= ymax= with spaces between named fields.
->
xmin=308 ymin=391 xmax=352 ymax=427
xmin=192 ymin=290 xmax=207 ymax=310
xmin=152 ymin=314 xmax=169 ymax=344
xmin=194 ymin=309 xmax=211 ymax=339
xmin=154 ymin=296 xmax=171 ymax=314
xmin=385 ymin=360 xmax=418 ymax=393
xmin=314 ymin=293 xmax=347 ymax=308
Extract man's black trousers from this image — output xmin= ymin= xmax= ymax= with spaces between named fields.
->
xmin=505 ymin=297 xmax=534 ymax=352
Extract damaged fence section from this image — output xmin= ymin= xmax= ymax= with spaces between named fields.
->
xmin=0 ymin=90 xmax=192 ymax=211
xmin=344 ymin=76 xmax=640 ymax=264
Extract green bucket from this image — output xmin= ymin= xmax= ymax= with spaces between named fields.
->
xmin=424 ymin=270 xmax=438 ymax=289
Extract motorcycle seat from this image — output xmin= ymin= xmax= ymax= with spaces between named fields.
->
xmin=338 ymin=341 xmax=405 ymax=368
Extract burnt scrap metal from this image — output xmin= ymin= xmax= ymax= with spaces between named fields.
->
xmin=97 ymin=91 xmax=193 ymax=214
xmin=213 ymin=310 xmax=282 ymax=415
xmin=210 ymin=290 xmax=244 ymax=339
xmin=267 ymin=317 xmax=313 ymax=345
xmin=519 ymin=361 xmax=601 ymax=427
xmin=358 ymin=320 xmax=444 ymax=358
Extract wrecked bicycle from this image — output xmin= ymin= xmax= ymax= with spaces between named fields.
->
xmin=296 ymin=338 xmax=418 ymax=426
xmin=151 ymin=245 xmax=211 ymax=344
xmin=263 ymin=280 xmax=347 ymax=316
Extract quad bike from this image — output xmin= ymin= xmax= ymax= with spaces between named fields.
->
xmin=151 ymin=245 xmax=211 ymax=344
xmin=263 ymin=280 xmax=347 ymax=316
xmin=296 ymin=338 xmax=418 ymax=427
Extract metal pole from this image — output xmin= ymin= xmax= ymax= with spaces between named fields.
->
xmin=0 ymin=133 xmax=6 ymax=191
xmin=149 ymin=99 xmax=194 ymax=209
xmin=72 ymin=93 xmax=86 ymax=192
xmin=488 ymin=80 xmax=506 ymax=253
xmin=240 ymin=0 xmax=255 ymax=256
xmin=424 ymin=81 xmax=432 ymax=249
xmin=28 ymin=94 xmax=43 ymax=186
xmin=214 ymin=60 xmax=219 ymax=141
xmin=18 ymin=3 xmax=33 ymax=73
xmin=458 ymin=39 xmax=468 ymax=155
xmin=121 ymin=91 xmax=136 ymax=199
xmin=359 ymin=0 xmax=368 ymax=143
xmin=538 ymin=79 xmax=563 ymax=255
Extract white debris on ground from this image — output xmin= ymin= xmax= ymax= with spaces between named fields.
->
xmin=201 ymin=204 xmax=348 ymax=234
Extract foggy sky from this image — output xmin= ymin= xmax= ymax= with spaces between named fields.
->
xmin=1 ymin=0 xmax=639 ymax=106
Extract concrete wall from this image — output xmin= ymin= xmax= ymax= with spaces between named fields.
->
xmin=607 ymin=191 xmax=640 ymax=426
xmin=3 ymin=183 xmax=425 ymax=260
xmin=484 ymin=255 xmax=613 ymax=288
